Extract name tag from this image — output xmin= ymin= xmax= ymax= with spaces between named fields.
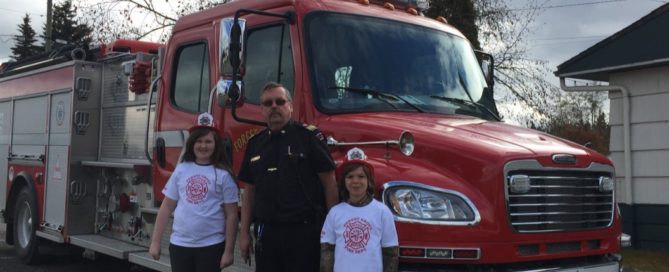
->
xmin=267 ymin=168 xmax=277 ymax=172
xmin=250 ymin=156 xmax=260 ymax=162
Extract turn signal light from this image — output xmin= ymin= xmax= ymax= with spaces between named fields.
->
xmin=384 ymin=2 xmax=395 ymax=10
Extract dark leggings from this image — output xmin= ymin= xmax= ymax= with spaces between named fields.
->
xmin=169 ymin=241 xmax=225 ymax=272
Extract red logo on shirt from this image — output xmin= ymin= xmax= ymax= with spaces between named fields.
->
xmin=186 ymin=174 xmax=209 ymax=204
xmin=343 ymin=217 xmax=371 ymax=253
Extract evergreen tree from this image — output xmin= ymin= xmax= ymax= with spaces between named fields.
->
xmin=43 ymin=0 xmax=93 ymax=50
xmin=11 ymin=14 xmax=41 ymax=61
xmin=427 ymin=0 xmax=480 ymax=50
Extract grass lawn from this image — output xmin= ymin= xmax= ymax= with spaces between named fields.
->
xmin=622 ymin=248 xmax=669 ymax=272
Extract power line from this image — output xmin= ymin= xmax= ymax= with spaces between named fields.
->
xmin=0 ymin=7 xmax=44 ymax=17
xmin=510 ymin=0 xmax=627 ymax=11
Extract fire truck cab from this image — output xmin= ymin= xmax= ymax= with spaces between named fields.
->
xmin=1 ymin=0 xmax=622 ymax=271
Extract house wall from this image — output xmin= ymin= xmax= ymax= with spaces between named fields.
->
xmin=608 ymin=65 xmax=669 ymax=250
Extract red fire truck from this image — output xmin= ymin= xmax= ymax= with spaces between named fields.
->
xmin=1 ymin=0 xmax=623 ymax=271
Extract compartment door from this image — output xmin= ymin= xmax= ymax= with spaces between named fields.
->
xmin=0 ymin=101 xmax=11 ymax=213
xmin=44 ymin=92 xmax=72 ymax=230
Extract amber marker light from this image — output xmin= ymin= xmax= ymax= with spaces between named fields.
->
xmin=384 ymin=2 xmax=395 ymax=10
xmin=358 ymin=0 xmax=369 ymax=5
xmin=406 ymin=7 xmax=418 ymax=15
xmin=436 ymin=16 xmax=448 ymax=24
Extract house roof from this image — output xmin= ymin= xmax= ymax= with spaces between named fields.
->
xmin=555 ymin=3 xmax=669 ymax=81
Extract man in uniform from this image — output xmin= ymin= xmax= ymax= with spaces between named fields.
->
xmin=238 ymin=82 xmax=338 ymax=272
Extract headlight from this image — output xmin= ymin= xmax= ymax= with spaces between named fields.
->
xmin=383 ymin=181 xmax=480 ymax=225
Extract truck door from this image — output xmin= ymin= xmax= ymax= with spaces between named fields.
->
xmin=152 ymin=26 xmax=215 ymax=203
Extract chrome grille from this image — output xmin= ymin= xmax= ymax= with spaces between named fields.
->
xmin=505 ymin=163 xmax=615 ymax=233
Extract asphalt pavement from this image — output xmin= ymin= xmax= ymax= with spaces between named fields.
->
xmin=0 ymin=223 xmax=254 ymax=272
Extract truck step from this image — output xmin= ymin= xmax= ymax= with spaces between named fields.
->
xmin=129 ymin=251 xmax=170 ymax=272
xmin=69 ymin=234 xmax=147 ymax=259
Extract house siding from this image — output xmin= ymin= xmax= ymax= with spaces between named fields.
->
xmin=608 ymin=67 xmax=669 ymax=250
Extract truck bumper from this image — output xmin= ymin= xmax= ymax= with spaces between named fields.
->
xmin=399 ymin=253 xmax=621 ymax=272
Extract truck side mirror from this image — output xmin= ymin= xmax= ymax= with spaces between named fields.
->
xmin=475 ymin=50 xmax=494 ymax=87
xmin=218 ymin=18 xmax=246 ymax=106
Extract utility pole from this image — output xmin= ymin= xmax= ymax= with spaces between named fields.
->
xmin=45 ymin=0 xmax=53 ymax=52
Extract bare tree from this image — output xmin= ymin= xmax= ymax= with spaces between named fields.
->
xmin=474 ymin=0 xmax=609 ymax=131
xmin=472 ymin=0 xmax=563 ymax=127
xmin=75 ymin=0 xmax=228 ymax=43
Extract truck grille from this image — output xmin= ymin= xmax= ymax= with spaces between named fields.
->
xmin=505 ymin=162 xmax=615 ymax=233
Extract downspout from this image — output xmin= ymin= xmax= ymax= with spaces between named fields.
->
xmin=559 ymin=77 xmax=632 ymax=205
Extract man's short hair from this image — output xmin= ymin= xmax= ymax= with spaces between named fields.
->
xmin=262 ymin=82 xmax=292 ymax=101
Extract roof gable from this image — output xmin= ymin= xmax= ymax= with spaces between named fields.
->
xmin=555 ymin=4 xmax=669 ymax=80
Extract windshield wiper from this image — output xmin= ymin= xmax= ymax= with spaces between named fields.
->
xmin=429 ymin=95 xmax=500 ymax=121
xmin=327 ymin=86 xmax=423 ymax=113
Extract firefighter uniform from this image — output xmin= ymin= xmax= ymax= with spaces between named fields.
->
xmin=239 ymin=120 xmax=335 ymax=272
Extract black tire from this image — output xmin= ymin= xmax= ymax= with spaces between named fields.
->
xmin=13 ymin=186 xmax=42 ymax=264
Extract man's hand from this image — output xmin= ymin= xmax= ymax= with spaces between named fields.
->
xmin=239 ymin=230 xmax=254 ymax=265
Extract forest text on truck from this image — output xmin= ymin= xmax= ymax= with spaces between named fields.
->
xmin=0 ymin=0 xmax=623 ymax=271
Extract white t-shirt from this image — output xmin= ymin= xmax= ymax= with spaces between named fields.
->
xmin=162 ymin=162 xmax=239 ymax=247
xmin=320 ymin=199 xmax=399 ymax=272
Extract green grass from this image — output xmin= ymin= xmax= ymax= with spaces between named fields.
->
xmin=622 ymin=248 xmax=669 ymax=272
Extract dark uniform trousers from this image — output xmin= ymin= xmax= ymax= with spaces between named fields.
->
xmin=254 ymin=220 xmax=322 ymax=272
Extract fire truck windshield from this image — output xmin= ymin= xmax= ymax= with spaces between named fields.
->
xmin=306 ymin=12 xmax=497 ymax=120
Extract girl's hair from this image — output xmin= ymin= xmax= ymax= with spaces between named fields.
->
xmin=338 ymin=163 xmax=376 ymax=201
xmin=182 ymin=128 xmax=231 ymax=172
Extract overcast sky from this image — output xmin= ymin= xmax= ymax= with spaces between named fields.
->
xmin=0 ymin=0 xmax=666 ymax=82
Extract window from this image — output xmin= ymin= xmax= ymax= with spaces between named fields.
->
xmin=243 ymin=24 xmax=294 ymax=104
xmin=172 ymin=42 xmax=210 ymax=112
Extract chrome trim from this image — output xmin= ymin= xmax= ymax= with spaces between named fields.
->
xmin=526 ymin=176 xmax=600 ymax=180
xmin=81 ymin=160 xmax=149 ymax=169
xmin=508 ymin=193 xmax=612 ymax=197
xmin=398 ymin=246 xmax=481 ymax=260
xmin=144 ymin=74 xmax=161 ymax=163
xmin=552 ymin=154 xmax=577 ymax=164
xmin=511 ymin=219 xmax=611 ymax=226
xmin=509 ymin=202 xmax=612 ymax=207
xmin=504 ymin=160 xmax=614 ymax=173
xmin=382 ymin=181 xmax=481 ymax=226
xmin=510 ymin=211 xmax=612 ymax=216
xmin=503 ymin=160 xmax=615 ymax=233
xmin=530 ymin=185 xmax=600 ymax=189
xmin=620 ymin=233 xmax=632 ymax=248
xmin=327 ymin=135 xmax=399 ymax=147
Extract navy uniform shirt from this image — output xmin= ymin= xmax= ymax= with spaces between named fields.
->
xmin=238 ymin=120 xmax=335 ymax=223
